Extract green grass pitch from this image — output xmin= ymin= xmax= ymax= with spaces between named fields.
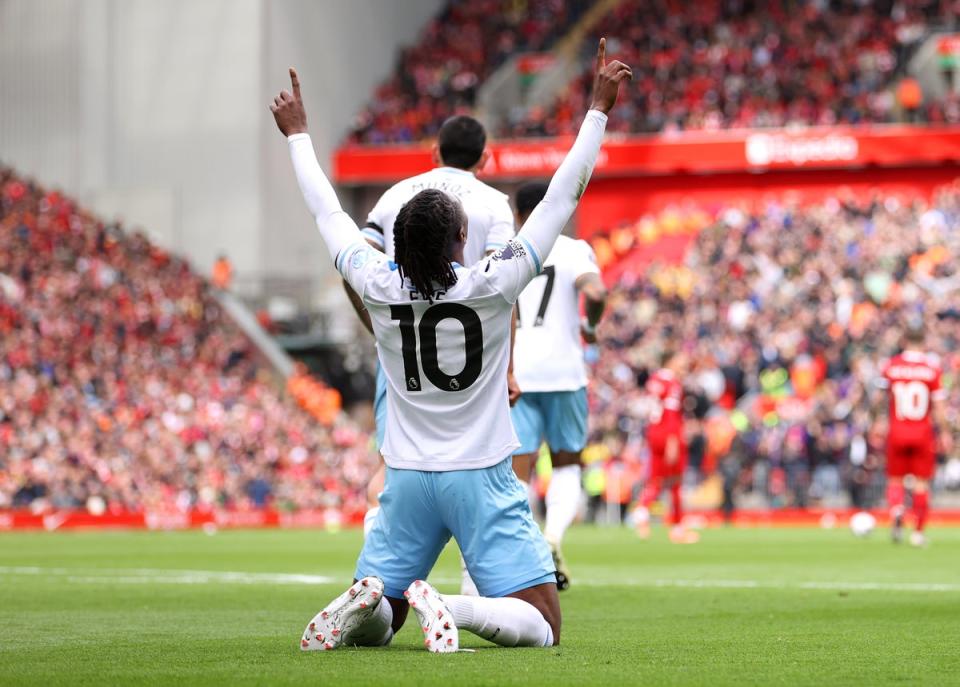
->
xmin=1 ymin=525 xmax=958 ymax=686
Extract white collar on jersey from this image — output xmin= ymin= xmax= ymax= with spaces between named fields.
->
xmin=436 ymin=166 xmax=475 ymax=177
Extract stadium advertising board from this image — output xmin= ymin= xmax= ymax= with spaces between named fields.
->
xmin=3 ymin=508 xmax=960 ymax=530
xmin=334 ymin=126 xmax=960 ymax=183
xmin=0 ymin=509 xmax=363 ymax=531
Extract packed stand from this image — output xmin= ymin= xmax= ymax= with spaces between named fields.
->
xmin=0 ymin=168 xmax=377 ymax=515
xmin=588 ymin=183 xmax=960 ymax=510
xmin=346 ymin=0 xmax=590 ymax=144
xmin=504 ymin=0 xmax=951 ymax=137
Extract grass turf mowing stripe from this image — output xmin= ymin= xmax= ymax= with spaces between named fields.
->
xmin=2 ymin=528 xmax=958 ymax=686
xmin=2 ymin=566 xmax=958 ymax=593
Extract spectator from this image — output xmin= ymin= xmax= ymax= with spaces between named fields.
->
xmin=346 ymin=0 xmax=590 ymax=144
xmin=212 ymin=254 xmax=233 ymax=291
xmin=503 ymin=0 xmax=946 ymax=136
xmin=0 ymin=167 xmax=377 ymax=515
xmin=586 ymin=181 xmax=960 ymax=508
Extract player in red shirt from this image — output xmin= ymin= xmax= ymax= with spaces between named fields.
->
xmin=877 ymin=329 xmax=950 ymax=547
xmin=634 ymin=352 xmax=699 ymax=544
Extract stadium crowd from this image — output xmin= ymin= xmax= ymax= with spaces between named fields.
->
xmin=0 ymin=168 xmax=377 ymax=515
xmin=346 ymin=0 xmax=590 ymax=144
xmin=587 ymin=182 xmax=960 ymax=510
xmin=341 ymin=0 xmax=956 ymax=143
xmin=506 ymin=0 xmax=953 ymax=137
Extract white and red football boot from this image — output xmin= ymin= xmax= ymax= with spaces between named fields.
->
xmin=300 ymin=576 xmax=384 ymax=651
xmin=405 ymin=580 xmax=459 ymax=653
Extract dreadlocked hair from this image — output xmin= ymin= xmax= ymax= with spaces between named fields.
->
xmin=393 ymin=189 xmax=464 ymax=303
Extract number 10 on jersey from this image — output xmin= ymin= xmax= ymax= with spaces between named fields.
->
xmin=390 ymin=304 xmax=484 ymax=393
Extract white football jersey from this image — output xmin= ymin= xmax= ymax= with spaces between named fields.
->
xmin=513 ymin=235 xmax=600 ymax=392
xmin=362 ymin=167 xmax=514 ymax=265
xmin=337 ymin=236 xmax=542 ymax=471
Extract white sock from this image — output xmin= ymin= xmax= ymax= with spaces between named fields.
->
xmin=544 ymin=465 xmax=581 ymax=543
xmin=445 ymin=595 xmax=553 ymax=647
xmin=347 ymin=593 xmax=394 ymax=646
xmin=459 ymin=554 xmax=479 ymax=596
xmin=363 ymin=506 xmax=380 ymax=538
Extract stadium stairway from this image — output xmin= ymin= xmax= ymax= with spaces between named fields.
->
xmin=476 ymin=0 xmax=625 ymax=133
xmin=214 ymin=289 xmax=295 ymax=377
xmin=909 ymin=28 xmax=960 ymax=102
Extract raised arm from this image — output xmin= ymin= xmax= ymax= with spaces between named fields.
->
xmin=516 ymin=39 xmax=631 ymax=263
xmin=271 ymin=68 xmax=361 ymax=262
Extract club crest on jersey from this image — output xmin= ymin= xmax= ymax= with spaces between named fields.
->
xmin=350 ymin=248 xmax=370 ymax=270
xmin=449 ymin=378 xmax=460 ymax=391
xmin=408 ymin=377 xmax=419 ymax=390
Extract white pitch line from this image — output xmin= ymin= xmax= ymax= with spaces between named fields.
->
xmin=573 ymin=578 xmax=960 ymax=593
xmin=1 ymin=566 xmax=958 ymax=592
xmin=0 ymin=566 xmax=335 ymax=586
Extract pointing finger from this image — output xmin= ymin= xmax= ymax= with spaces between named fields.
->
xmin=290 ymin=67 xmax=301 ymax=101
xmin=596 ymin=37 xmax=606 ymax=72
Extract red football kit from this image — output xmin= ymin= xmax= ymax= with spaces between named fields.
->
xmin=879 ymin=351 xmax=944 ymax=480
xmin=645 ymin=369 xmax=686 ymax=479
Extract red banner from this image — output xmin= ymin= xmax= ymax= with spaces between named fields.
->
xmin=334 ymin=125 xmax=960 ymax=184
xmin=3 ymin=508 xmax=960 ymax=530
xmin=0 ymin=508 xmax=365 ymax=531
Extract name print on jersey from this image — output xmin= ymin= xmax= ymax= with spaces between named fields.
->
xmin=411 ymin=180 xmax=472 ymax=199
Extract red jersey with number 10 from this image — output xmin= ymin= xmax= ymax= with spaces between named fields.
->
xmin=645 ymin=369 xmax=684 ymax=439
xmin=880 ymin=351 xmax=944 ymax=442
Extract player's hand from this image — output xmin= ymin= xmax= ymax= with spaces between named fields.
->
xmin=939 ymin=431 xmax=954 ymax=456
xmin=270 ymin=67 xmax=308 ymax=136
xmin=507 ymin=371 xmax=522 ymax=407
xmin=589 ymin=38 xmax=632 ymax=115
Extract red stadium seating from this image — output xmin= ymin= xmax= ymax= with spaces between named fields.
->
xmin=507 ymin=0 xmax=953 ymax=136
xmin=347 ymin=0 xmax=590 ymax=144
xmin=0 ymin=168 xmax=377 ymax=515
xmin=587 ymin=181 xmax=960 ymax=508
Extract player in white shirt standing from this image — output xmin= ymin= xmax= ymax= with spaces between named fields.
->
xmin=361 ymin=116 xmax=515 ymax=266
xmin=510 ymin=181 xmax=607 ymax=591
xmin=270 ymin=39 xmax=630 ymax=652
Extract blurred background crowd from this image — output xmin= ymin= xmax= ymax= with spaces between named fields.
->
xmin=346 ymin=0 xmax=591 ymax=144
xmin=4 ymin=0 xmax=960 ymax=518
xmin=0 ymin=169 xmax=377 ymax=515
xmin=583 ymin=183 xmax=960 ymax=516
xmin=346 ymin=0 xmax=959 ymax=145
xmin=6 ymin=164 xmax=960 ymax=515
xmin=505 ymin=0 xmax=957 ymax=137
